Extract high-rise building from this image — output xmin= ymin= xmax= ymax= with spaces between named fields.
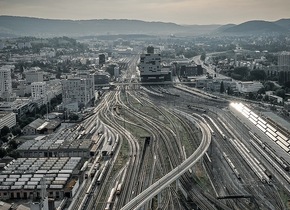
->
xmin=278 ymin=51 xmax=290 ymax=67
xmin=31 ymin=82 xmax=47 ymax=105
xmin=278 ymin=52 xmax=290 ymax=83
xmin=62 ymin=76 xmax=94 ymax=111
xmin=0 ymin=66 xmax=12 ymax=98
xmin=139 ymin=46 xmax=165 ymax=81
xmin=99 ymin=54 xmax=106 ymax=66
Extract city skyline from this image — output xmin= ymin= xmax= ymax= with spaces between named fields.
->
xmin=0 ymin=0 xmax=290 ymax=25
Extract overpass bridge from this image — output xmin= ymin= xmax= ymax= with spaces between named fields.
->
xmin=120 ymin=110 xmax=212 ymax=210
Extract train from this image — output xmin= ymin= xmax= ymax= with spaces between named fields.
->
xmin=187 ymin=105 xmax=207 ymax=113
xmin=229 ymin=138 xmax=271 ymax=184
xmin=249 ymin=131 xmax=290 ymax=171
xmin=222 ymin=152 xmax=241 ymax=179
xmin=202 ymin=114 xmax=226 ymax=140
xmin=105 ymin=187 xmax=116 ymax=210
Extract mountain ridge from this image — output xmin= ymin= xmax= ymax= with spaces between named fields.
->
xmin=0 ymin=16 xmax=289 ymax=37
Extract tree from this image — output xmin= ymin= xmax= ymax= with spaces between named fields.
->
xmin=233 ymin=67 xmax=249 ymax=79
xmin=11 ymin=127 xmax=22 ymax=136
xmin=1 ymin=126 xmax=10 ymax=136
xmin=200 ymin=52 xmax=206 ymax=61
xmin=69 ymin=113 xmax=79 ymax=121
xmin=8 ymin=140 xmax=18 ymax=150
xmin=220 ymin=81 xmax=225 ymax=93
xmin=275 ymin=89 xmax=285 ymax=99
xmin=0 ymin=148 xmax=7 ymax=158
xmin=250 ymin=70 xmax=266 ymax=81
xmin=227 ymin=86 xmax=232 ymax=95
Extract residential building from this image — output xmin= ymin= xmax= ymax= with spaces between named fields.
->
xmin=0 ymin=98 xmax=34 ymax=117
xmin=31 ymin=82 xmax=47 ymax=105
xmin=25 ymin=70 xmax=44 ymax=84
xmin=0 ymin=112 xmax=16 ymax=130
xmin=0 ymin=66 xmax=12 ymax=98
xmin=278 ymin=51 xmax=290 ymax=67
xmin=62 ymin=76 xmax=94 ymax=111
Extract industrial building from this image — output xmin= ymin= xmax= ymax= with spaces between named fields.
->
xmin=0 ymin=157 xmax=81 ymax=200
xmin=17 ymin=137 xmax=92 ymax=158
xmin=22 ymin=118 xmax=61 ymax=135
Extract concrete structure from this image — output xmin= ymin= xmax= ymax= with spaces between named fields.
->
xmin=236 ymin=81 xmax=263 ymax=93
xmin=139 ymin=46 xmax=170 ymax=81
xmin=99 ymin=54 xmax=106 ymax=66
xmin=23 ymin=118 xmax=61 ymax=135
xmin=0 ymin=66 xmax=12 ymax=98
xmin=0 ymin=112 xmax=16 ymax=130
xmin=25 ymin=70 xmax=44 ymax=84
xmin=31 ymin=82 xmax=47 ymax=105
xmin=94 ymin=73 xmax=110 ymax=86
xmin=0 ymin=98 xmax=34 ymax=117
xmin=0 ymin=157 xmax=81 ymax=200
xmin=114 ymin=66 xmax=120 ymax=78
xmin=62 ymin=77 xmax=94 ymax=111
xmin=278 ymin=51 xmax=290 ymax=67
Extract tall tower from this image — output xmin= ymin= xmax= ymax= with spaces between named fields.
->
xmin=0 ymin=66 xmax=12 ymax=99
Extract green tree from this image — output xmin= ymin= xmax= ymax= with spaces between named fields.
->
xmin=220 ymin=81 xmax=225 ymax=93
xmin=250 ymin=70 xmax=267 ymax=81
xmin=8 ymin=140 xmax=18 ymax=150
xmin=11 ymin=127 xmax=22 ymax=136
xmin=200 ymin=52 xmax=206 ymax=61
xmin=234 ymin=67 xmax=249 ymax=79
xmin=1 ymin=126 xmax=10 ymax=136
xmin=0 ymin=148 xmax=7 ymax=158
xmin=275 ymin=89 xmax=285 ymax=99
xmin=69 ymin=113 xmax=79 ymax=121
xmin=227 ymin=86 xmax=232 ymax=95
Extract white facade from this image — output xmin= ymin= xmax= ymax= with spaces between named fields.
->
xmin=31 ymin=82 xmax=47 ymax=104
xmin=114 ymin=66 xmax=120 ymax=78
xmin=278 ymin=51 xmax=290 ymax=67
xmin=0 ymin=66 xmax=12 ymax=98
xmin=0 ymin=112 xmax=16 ymax=129
xmin=62 ymin=77 xmax=94 ymax=111
xmin=236 ymin=81 xmax=263 ymax=93
xmin=26 ymin=70 xmax=44 ymax=84
xmin=139 ymin=53 xmax=162 ymax=76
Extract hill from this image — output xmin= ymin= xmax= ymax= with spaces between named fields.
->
xmin=275 ymin=18 xmax=290 ymax=31
xmin=222 ymin=20 xmax=287 ymax=35
xmin=0 ymin=16 xmax=221 ymax=37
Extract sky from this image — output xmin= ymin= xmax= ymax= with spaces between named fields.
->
xmin=0 ymin=0 xmax=290 ymax=25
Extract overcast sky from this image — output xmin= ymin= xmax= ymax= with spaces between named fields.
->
xmin=0 ymin=0 xmax=289 ymax=25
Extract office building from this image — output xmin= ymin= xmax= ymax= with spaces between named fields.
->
xmin=139 ymin=46 xmax=170 ymax=81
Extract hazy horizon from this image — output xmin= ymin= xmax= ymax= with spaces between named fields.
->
xmin=0 ymin=0 xmax=290 ymax=25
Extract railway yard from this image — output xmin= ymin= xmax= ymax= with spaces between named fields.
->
xmin=66 ymin=81 xmax=290 ymax=210
xmin=1 ymin=56 xmax=290 ymax=210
